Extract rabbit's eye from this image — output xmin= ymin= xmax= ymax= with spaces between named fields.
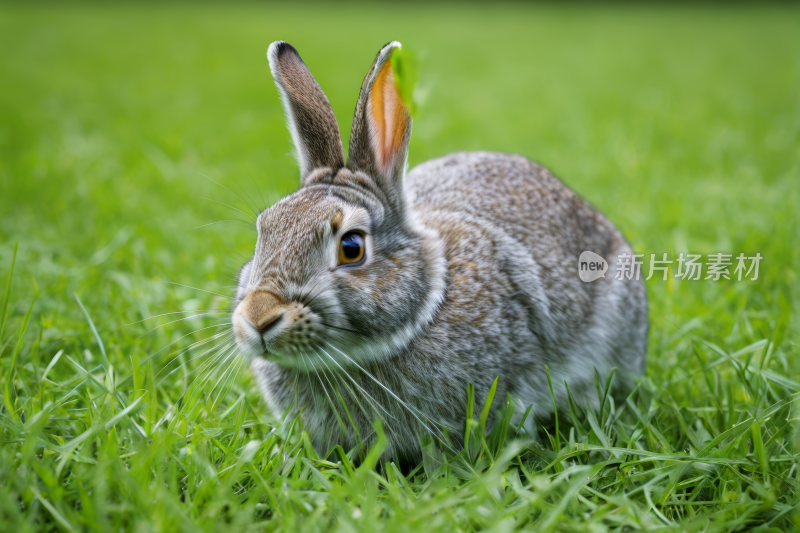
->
xmin=338 ymin=232 xmax=365 ymax=265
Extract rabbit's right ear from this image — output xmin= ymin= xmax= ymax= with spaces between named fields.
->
xmin=346 ymin=42 xmax=412 ymax=206
xmin=267 ymin=42 xmax=344 ymax=182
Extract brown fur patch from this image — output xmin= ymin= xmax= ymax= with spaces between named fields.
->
xmin=330 ymin=209 xmax=344 ymax=234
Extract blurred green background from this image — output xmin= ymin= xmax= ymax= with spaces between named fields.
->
xmin=1 ymin=3 xmax=798 ymax=349
xmin=0 ymin=3 xmax=799 ymax=530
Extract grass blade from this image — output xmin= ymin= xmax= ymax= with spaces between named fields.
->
xmin=74 ymin=292 xmax=109 ymax=369
xmin=9 ymin=276 xmax=38 ymax=381
xmin=0 ymin=240 xmax=19 ymax=345
xmin=545 ymin=365 xmax=560 ymax=453
xmin=464 ymin=382 xmax=475 ymax=452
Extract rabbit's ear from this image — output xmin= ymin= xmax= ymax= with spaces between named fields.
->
xmin=347 ymin=42 xmax=412 ymax=194
xmin=267 ymin=41 xmax=345 ymax=181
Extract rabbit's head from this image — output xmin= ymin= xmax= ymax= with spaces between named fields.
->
xmin=232 ymin=42 xmax=445 ymax=370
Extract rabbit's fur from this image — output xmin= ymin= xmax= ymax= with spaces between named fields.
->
xmin=232 ymin=41 xmax=648 ymax=460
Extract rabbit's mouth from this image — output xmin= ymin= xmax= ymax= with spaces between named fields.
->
xmin=232 ymin=292 xmax=328 ymax=359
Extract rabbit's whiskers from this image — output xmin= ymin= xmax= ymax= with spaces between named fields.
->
xmin=142 ymin=322 xmax=232 ymax=366
xmin=320 ymin=323 xmax=359 ymax=335
xmin=135 ymin=313 xmax=230 ymax=341
xmin=311 ymin=349 xmax=391 ymax=450
xmin=302 ymin=352 xmax=343 ymax=440
xmin=322 ymin=341 xmax=456 ymax=453
xmin=157 ymin=332 xmax=233 ymax=383
xmin=240 ymin=163 xmax=269 ymax=213
xmin=181 ymin=342 xmax=239 ymax=410
xmin=165 ymin=282 xmax=233 ymax=300
xmin=193 ymin=220 xmax=256 ymax=233
xmin=211 ymin=350 xmax=247 ymax=409
xmin=314 ymin=347 xmax=396 ymax=437
xmin=126 ymin=309 xmax=229 ymax=326
xmin=152 ymin=341 xmax=235 ymax=433
xmin=199 ymin=196 xmax=256 ymax=222
xmin=198 ymin=171 xmax=260 ymax=218
xmin=316 ymin=346 xmax=396 ymax=422
xmin=298 ymin=276 xmax=327 ymax=305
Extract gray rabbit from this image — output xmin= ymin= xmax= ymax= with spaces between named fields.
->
xmin=231 ymin=41 xmax=648 ymax=459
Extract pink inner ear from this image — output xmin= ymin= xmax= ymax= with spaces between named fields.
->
xmin=369 ymin=59 xmax=408 ymax=175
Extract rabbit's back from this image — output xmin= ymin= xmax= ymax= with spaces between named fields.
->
xmin=406 ymin=152 xmax=620 ymax=270
xmin=404 ymin=152 xmax=648 ymax=413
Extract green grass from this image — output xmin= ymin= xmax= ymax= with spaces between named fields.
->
xmin=1 ymin=3 xmax=799 ymax=531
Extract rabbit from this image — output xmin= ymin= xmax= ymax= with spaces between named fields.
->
xmin=231 ymin=40 xmax=648 ymax=461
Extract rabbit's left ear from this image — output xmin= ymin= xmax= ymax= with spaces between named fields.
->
xmin=347 ymin=42 xmax=412 ymax=194
xmin=268 ymin=41 xmax=345 ymax=182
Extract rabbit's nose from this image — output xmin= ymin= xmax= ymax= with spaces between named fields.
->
xmin=254 ymin=311 xmax=282 ymax=335
xmin=237 ymin=289 xmax=286 ymax=338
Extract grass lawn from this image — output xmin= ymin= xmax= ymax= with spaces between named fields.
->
xmin=1 ymin=3 xmax=799 ymax=531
